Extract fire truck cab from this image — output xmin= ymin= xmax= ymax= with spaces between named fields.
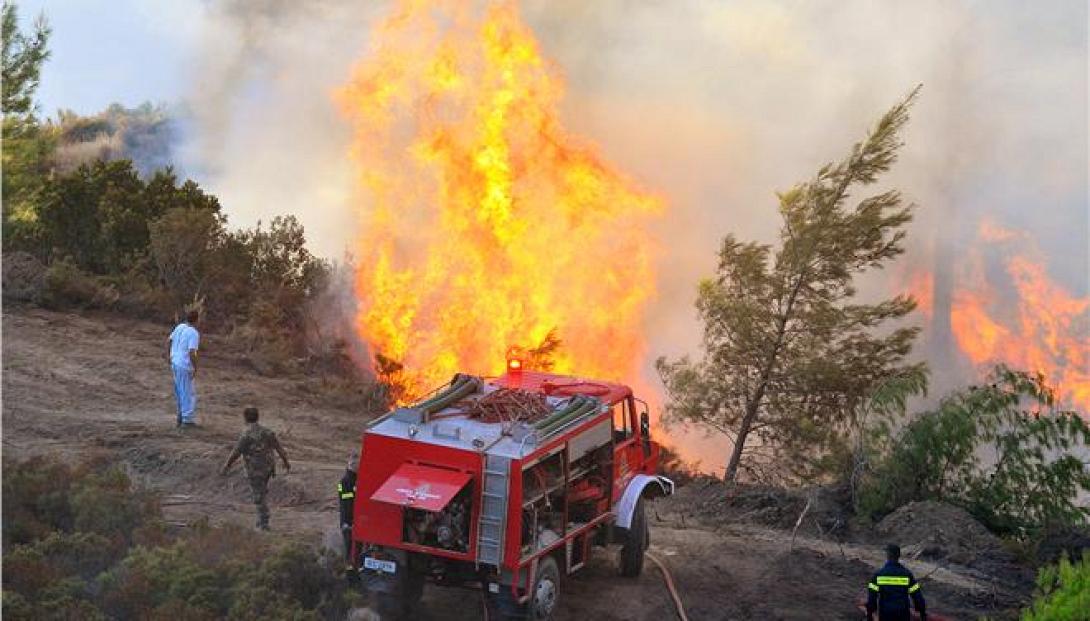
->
xmin=349 ymin=369 xmax=673 ymax=619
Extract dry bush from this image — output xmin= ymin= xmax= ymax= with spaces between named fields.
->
xmin=1 ymin=250 xmax=47 ymax=302
xmin=231 ymin=310 xmax=301 ymax=377
xmin=38 ymin=257 xmax=118 ymax=310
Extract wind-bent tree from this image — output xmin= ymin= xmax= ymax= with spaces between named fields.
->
xmin=657 ymin=87 xmax=924 ymax=482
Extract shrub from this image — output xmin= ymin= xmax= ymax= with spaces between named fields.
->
xmin=1 ymin=250 xmax=47 ymax=302
xmin=22 ymin=531 xmax=121 ymax=581
xmin=858 ymin=366 xmax=1090 ymax=538
xmin=98 ymin=544 xmax=226 ymax=619
xmin=147 ymin=206 xmax=227 ymax=312
xmin=231 ymin=298 xmax=300 ymax=376
xmin=3 ymin=545 xmax=60 ymax=599
xmin=2 ymin=592 xmax=36 ymax=621
xmin=35 ymin=577 xmax=106 ymax=621
xmin=70 ymin=466 xmax=160 ymax=543
xmin=4 ymin=457 xmax=356 ymax=620
xmin=2 ymin=458 xmax=158 ymax=546
xmin=1021 ymin=553 xmax=1090 ymax=621
xmin=9 ymin=149 xmax=354 ymax=381
xmin=39 ymin=256 xmax=118 ymax=309
xmin=3 ymin=457 xmax=79 ymax=543
xmin=96 ymin=538 xmax=352 ymax=621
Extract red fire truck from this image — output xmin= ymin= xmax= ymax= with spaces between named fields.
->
xmin=348 ymin=363 xmax=674 ymax=619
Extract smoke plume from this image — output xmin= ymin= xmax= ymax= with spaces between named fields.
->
xmin=53 ymin=102 xmax=178 ymax=177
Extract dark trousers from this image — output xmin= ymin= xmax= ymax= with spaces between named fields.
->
xmin=248 ymin=472 xmax=271 ymax=528
xmin=342 ymin=525 xmax=353 ymax=562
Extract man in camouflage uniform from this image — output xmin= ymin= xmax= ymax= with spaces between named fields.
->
xmin=221 ymin=406 xmax=291 ymax=530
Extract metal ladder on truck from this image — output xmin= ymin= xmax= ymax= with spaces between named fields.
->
xmin=477 ymin=454 xmax=511 ymax=566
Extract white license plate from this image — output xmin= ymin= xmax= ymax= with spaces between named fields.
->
xmin=363 ymin=557 xmax=397 ymax=574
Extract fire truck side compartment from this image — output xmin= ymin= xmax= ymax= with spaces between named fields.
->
xmin=355 ymin=434 xmax=481 ymax=560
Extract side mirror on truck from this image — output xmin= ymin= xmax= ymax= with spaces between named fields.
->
xmin=639 ymin=408 xmax=651 ymax=457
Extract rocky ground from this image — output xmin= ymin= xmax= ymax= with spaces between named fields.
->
xmin=2 ymin=306 xmax=1040 ymax=620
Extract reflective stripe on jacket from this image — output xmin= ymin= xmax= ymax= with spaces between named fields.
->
xmin=338 ymin=470 xmax=357 ymax=527
xmin=866 ymin=561 xmax=926 ymax=620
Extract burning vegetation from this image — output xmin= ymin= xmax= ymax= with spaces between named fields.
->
xmin=911 ymin=220 xmax=1090 ymax=413
xmin=336 ymin=1 xmax=661 ymax=397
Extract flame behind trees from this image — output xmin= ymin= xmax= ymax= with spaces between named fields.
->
xmin=948 ymin=224 xmax=1090 ymax=413
xmin=906 ymin=221 xmax=1089 ymax=414
xmin=657 ymin=87 xmax=924 ymax=482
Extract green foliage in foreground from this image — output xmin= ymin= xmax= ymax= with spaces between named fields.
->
xmin=1021 ymin=553 xmax=1090 ymax=621
xmin=858 ymin=366 xmax=1090 ymax=538
xmin=2 ymin=458 xmax=359 ymax=620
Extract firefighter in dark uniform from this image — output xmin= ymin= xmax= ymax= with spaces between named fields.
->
xmin=338 ymin=452 xmax=358 ymax=569
xmin=866 ymin=544 xmax=927 ymax=621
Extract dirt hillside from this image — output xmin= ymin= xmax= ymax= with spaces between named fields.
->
xmin=2 ymin=307 xmax=1033 ymax=620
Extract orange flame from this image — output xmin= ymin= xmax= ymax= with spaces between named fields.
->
xmin=947 ymin=221 xmax=1090 ymax=412
xmin=905 ymin=269 xmax=934 ymax=319
xmin=336 ymin=1 xmax=662 ymax=396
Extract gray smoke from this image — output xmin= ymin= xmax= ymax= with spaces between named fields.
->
xmin=178 ymin=0 xmax=386 ymax=255
xmin=53 ymin=102 xmax=179 ymax=177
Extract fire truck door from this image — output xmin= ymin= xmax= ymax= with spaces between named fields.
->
xmin=612 ymin=397 xmax=643 ymax=493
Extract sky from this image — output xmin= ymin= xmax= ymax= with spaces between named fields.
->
xmin=19 ymin=0 xmax=197 ymax=116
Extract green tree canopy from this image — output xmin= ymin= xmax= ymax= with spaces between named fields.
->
xmin=2 ymin=1 xmax=50 ymax=120
xmin=37 ymin=161 xmax=220 ymax=274
xmin=657 ymin=87 xmax=923 ymax=482
xmin=2 ymin=1 xmax=52 ymax=246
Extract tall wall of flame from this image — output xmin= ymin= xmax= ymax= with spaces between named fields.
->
xmin=336 ymin=1 xmax=662 ymax=394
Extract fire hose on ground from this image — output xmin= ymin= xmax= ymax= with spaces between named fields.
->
xmin=478 ymin=551 xmax=689 ymax=621
xmin=646 ymin=551 xmax=690 ymax=621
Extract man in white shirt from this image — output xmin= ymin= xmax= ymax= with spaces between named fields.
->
xmin=168 ymin=310 xmax=201 ymax=427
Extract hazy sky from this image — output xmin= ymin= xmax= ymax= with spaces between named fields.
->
xmin=18 ymin=0 xmax=198 ymax=115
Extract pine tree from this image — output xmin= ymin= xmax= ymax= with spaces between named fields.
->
xmin=2 ymin=1 xmax=51 ymax=118
xmin=657 ymin=87 xmax=924 ymax=482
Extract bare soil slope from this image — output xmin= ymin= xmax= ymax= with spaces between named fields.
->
xmin=2 ymin=307 xmax=1031 ymax=620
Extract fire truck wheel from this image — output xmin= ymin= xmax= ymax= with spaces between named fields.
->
xmin=529 ymin=556 xmax=560 ymax=620
xmin=619 ymin=498 xmax=647 ymax=577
